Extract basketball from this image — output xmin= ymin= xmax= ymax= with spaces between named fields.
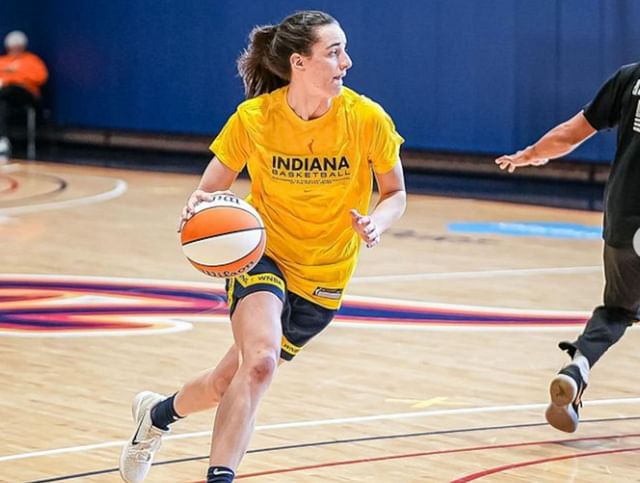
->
xmin=180 ymin=194 xmax=266 ymax=278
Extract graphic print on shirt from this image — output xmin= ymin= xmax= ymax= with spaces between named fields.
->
xmin=633 ymin=79 xmax=640 ymax=133
xmin=270 ymin=153 xmax=352 ymax=185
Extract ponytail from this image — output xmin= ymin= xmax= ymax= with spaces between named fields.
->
xmin=237 ymin=11 xmax=337 ymax=99
xmin=237 ymin=25 xmax=288 ymax=99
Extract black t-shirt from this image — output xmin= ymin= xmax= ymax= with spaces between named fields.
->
xmin=583 ymin=62 xmax=640 ymax=247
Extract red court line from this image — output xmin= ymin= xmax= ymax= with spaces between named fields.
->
xmin=0 ymin=175 xmax=19 ymax=194
xmin=0 ymin=172 xmax=67 ymax=203
xmin=450 ymin=445 xmax=640 ymax=482
xmin=185 ymin=433 xmax=640 ymax=481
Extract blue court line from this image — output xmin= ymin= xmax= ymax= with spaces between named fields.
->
xmin=449 ymin=222 xmax=602 ymax=239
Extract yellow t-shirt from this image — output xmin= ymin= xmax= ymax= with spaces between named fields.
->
xmin=210 ymin=86 xmax=403 ymax=308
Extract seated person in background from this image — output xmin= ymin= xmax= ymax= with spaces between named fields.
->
xmin=0 ymin=30 xmax=48 ymax=160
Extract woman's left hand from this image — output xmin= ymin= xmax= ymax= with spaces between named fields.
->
xmin=350 ymin=209 xmax=380 ymax=248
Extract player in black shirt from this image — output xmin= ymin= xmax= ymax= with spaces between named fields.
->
xmin=495 ymin=63 xmax=640 ymax=433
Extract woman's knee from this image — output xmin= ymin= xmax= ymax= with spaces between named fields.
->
xmin=245 ymin=349 xmax=279 ymax=385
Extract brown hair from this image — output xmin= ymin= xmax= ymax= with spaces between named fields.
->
xmin=237 ymin=10 xmax=337 ymax=99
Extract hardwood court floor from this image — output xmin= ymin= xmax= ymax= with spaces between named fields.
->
xmin=1 ymin=161 xmax=639 ymax=482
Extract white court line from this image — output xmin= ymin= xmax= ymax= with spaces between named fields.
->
xmin=1 ymin=397 xmax=639 ymax=463
xmin=0 ymin=273 xmax=586 ymax=317
xmin=0 ymin=162 xmax=22 ymax=173
xmin=331 ymin=322 xmax=592 ymax=332
xmin=0 ymin=273 xmax=226 ymax=289
xmin=0 ymin=270 xmax=596 ymax=292
xmin=351 ymin=266 xmax=601 ymax=283
xmin=0 ymin=179 xmax=127 ymax=216
xmin=162 ymin=317 xmax=599 ymax=333
xmin=0 ymin=320 xmax=192 ymax=338
xmin=7 ymin=266 xmax=599 ymax=286
xmin=0 ymin=274 xmax=598 ymax=333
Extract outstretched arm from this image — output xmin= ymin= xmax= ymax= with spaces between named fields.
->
xmin=495 ymin=112 xmax=597 ymax=173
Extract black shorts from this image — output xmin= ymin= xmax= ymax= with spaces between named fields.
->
xmin=226 ymin=255 xmax=337 ymax=361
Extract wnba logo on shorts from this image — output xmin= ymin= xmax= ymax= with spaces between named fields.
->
xmin=236 ymin=273 xmax=285 ymax=291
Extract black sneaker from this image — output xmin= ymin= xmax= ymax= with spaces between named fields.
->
xmin=545 ymin=363 xmax=588 ymax=433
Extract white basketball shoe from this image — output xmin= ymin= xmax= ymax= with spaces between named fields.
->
xmin=119 ymin=391 xmax=168 ymax=483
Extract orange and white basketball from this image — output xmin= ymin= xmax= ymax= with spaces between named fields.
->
xmin=180 ymin=194 xmax=266 ymax=278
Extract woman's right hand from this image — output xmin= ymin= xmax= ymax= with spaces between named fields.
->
xmin=177 ymin=189 xmax=235 ymax=232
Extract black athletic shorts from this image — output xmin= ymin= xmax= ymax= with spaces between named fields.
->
xmin=225 ymin=255 xmax=337 ymax=361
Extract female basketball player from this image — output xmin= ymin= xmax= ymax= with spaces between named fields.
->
xmin=120 ymin=11 xmax=406 ymax=483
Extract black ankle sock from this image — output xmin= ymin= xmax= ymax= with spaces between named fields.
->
xmin=207 ymin=466 xmax=235 ymax=482
xmin=149 ymin=393 xmax=183 ymax=430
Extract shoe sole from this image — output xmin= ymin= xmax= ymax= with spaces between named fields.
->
xmin=549 ymin=374 xmax=578 ymax=406
xmin=545 ymin=403 xmax=578 ymax=433
xmin=546 ymin=374 xmax=579 ymax=433
xmin=119 ymin=446 xmax=133 ymax=483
